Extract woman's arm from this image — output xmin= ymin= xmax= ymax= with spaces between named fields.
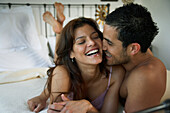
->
xmin=27 ymin=65 xmax=70 ymax=112
xmin=100 ymin=65 xmax=125 ymax=113
xmin=50 ymin=65 xmax=71 ymax=103
xmin=27 ymin=88 xmax=49 ymax=112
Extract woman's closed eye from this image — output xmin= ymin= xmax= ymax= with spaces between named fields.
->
xmin=75 ymin=39 xmax=85 ymax=45
xmin=92 ymin=35 xmax=99 ymax=40
xmin=75 ymin=36 xmax=86 ymax=45
xmin=78 ymin=40 xmax=85 ymax=45
xmin=91 ymin=33 xmax=99 ymax=40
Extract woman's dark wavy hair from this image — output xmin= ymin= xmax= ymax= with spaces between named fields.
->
xmin=105 ymin=3 xmax=159 ymax=52
xmin=46 ymin=17 xmax=108 ymax=101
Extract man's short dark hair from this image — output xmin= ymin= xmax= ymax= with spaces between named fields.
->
xmin=105 ymin=3 xmax=159 ymax=52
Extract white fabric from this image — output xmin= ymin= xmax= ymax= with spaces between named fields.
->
xmin=0 ymin=68 xmax=48 ymax=113
xmin=0 ymin=67 xmax=49 ymax=84
xmin=0 ymin=6 xmax=41 ymax=50
xmin=0 ymin=48 xmax=52 ymax=71
xmin=0 ymin=6 xmax=53 ymax=71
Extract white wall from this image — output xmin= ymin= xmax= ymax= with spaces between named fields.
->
xmin=106 ymin=0 xmax=170 ymax=70
xmin=1 ymin=0 xmax=170 ymax=70
xmin=138 ymin=0 xmax=170 ymax=70
xmin=0 ymin=0 xmax=115 ymax=4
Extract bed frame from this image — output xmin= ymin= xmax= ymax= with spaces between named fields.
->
xmin=0 ymin=3 xmax=110 ymax=58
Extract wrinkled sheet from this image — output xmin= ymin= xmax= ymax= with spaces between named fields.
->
xmin=0 ymin=68 xmax=49 ymax=113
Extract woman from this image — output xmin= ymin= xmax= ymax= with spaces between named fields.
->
xmin=27 ymin=3 xmax=125 ymax=113
xmin=28 ymin=17 xmax=124 ymax=113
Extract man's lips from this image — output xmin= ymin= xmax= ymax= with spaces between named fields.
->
xmin=105 ymin=51 xmax=112 ymax=57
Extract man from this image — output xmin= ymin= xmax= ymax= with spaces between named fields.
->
xmin=102 ymin=3 xmax=166 ymax=113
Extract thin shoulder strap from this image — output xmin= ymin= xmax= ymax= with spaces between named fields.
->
xmin=107 ymin=67 xmax=112 ymax=89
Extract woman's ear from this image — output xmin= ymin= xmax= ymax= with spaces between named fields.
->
xmin=70 ymin=51 xmax=75 ymax=59
xmin=129 ymin=43 xmax=141 ymax=55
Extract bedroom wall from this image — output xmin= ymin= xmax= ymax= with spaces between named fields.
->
xmin=109 ymin=0 xmax=170 ymax=70
xmin=1 ymin=0 xmax=170 ymax=70
xmin=138 ymin=0 xmax=170 ymax=70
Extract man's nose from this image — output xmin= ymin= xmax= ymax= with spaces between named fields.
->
xmin=102 ymin=41 xmax=107 ymax=50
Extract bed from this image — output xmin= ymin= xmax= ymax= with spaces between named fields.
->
xmin=0 ymin=2 xmax=110 ymax=113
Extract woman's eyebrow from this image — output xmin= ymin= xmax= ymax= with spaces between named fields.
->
xmin=75 ymin=36 xmax=84 ymax=41
xmin=75 ymin=31 xmax=97 ymax=41
xmin=91 ymin=31 xmax=97 ymax=35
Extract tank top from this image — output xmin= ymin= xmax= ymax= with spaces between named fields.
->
xmin=90 ymin=67 xmax=112 ymax=110
xmin=67 ymin=67 xmax=112 ymax=110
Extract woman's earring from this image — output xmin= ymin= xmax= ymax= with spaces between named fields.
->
xmin=71 ymin=58 xmax=74 ymax=62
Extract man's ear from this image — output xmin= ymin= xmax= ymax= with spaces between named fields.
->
xmin=129 ymin=43 xmax=141 ymax=55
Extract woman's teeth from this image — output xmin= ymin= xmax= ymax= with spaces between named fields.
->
xmin=85 ymin=49 xmax=98 ymax=56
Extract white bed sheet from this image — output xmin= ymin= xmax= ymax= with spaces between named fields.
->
xmin=0 ymin=68 xmax=49 ymax=113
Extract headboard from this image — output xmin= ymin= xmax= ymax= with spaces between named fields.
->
xmin=0 ymin=3 xmax=110 ymax=58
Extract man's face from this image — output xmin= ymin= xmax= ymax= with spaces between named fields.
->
xmin=103 ymin=24 xmax=130 ymax=66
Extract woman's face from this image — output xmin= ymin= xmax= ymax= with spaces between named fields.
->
xmin=70 ymin=24 xmax=102 ymax=65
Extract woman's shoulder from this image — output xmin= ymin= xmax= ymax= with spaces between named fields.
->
xmin=52 ymin=65 xmax=70 ymax=80
xmin=110 ymin=65 xmax=125 ymax=75
xmin=110 ymin=65 xmax=125 ymax=82
xmin=106 ymin=65 xmax=125 ymax=93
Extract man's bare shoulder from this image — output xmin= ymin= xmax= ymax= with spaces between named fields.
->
xmin=127 ymin=56 xmax=166 ymax=103
xmin=124 ymin=57 xmax=166 ymax=112
xmin=129 ymin=56 xmax=166 ymax=81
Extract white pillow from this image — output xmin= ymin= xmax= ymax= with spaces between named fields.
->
xmin=0 ymin=48 xmax=53 ymax=71
xmin=0 ymin=6 xmax=53 ymax=71
xmin=0 ymin=6 xmax=41 ymax=51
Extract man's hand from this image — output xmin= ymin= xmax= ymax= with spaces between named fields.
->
xmin=47 ymin=94 xmax=68 ymax=113
xmin=48 ymin=94 xmax=97 ymax=113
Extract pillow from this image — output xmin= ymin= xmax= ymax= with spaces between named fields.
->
xmin=0 ymin=6 xmax=41 ymax=51
xmin=0 ymin=48 xmax=53 ymax=71
xmin=0 ymin=6 xmax=53 ymax=71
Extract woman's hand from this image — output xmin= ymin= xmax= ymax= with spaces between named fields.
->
xmin=27 ymin=95 xmax=47 ymax=112
xmin=48 ymin=94 xmax=98 ymax=113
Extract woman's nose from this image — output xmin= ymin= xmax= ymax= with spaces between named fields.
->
xmin=87 ymin=38 xmax=95 ymax=47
